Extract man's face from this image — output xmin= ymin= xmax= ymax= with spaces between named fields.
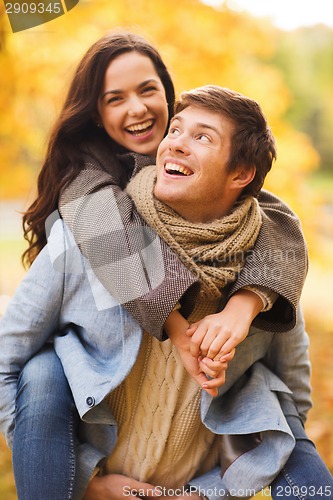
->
xmin=154 ymin=105 xmax=238 ymax=222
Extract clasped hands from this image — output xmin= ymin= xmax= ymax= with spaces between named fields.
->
xmin=166 ymin=308 xmax=250 ymax=397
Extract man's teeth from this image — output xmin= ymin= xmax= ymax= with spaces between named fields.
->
xmin=165 ymin=163 xmax=192 ymax=176
xmin=126 ymin=120 xmax=154 ymax=134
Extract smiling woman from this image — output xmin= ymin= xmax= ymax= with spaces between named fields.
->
xmin=4 ymin=31 xmax=205 ymax=500
xmin=97 ymin=51 xmax=169 ymax=155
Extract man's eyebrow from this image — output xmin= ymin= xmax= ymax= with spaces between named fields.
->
xmin=170 ymin=115 xmax=182 ymax=125
xmin=101 ymin=79 xmax=160 ymax=99
xmin=170 ymin=115 xmax=220 ymax=134
xmin=196 ymin=122 xmax=220 ymax=134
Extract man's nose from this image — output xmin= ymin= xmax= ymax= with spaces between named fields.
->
xmin=168 ymin=134 xmax=190 ymax=155
xmin=127 ymin=96 xmax=147 ymax=117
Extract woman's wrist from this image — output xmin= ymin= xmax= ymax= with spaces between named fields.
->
xmin=164 ymin=310 xmax=190 ymax=348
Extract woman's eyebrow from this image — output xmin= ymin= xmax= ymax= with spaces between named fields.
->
xmin=101 ymin=89 xmax=122 ymax=99
xmin=101 ymin=78 xmax=160 ymax=100
xmin=137 ymin=78 xmax=160 ymax=89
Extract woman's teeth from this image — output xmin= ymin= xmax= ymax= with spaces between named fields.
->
xmin=126 ymin=120 xmax=154 ymax=136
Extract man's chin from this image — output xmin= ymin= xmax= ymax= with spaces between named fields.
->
xmin=154 ymin=185 xmax=177 ymax=206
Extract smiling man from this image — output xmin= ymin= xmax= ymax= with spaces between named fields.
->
xmin=153 ymin=86 xmax=270 ymax=222
xmin=117 ymin=85 xmax=333 ymax=500
xmin=154 ymin=99 xmax=253 ymax=223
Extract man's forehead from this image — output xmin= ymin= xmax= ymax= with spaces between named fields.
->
xmin=171 ymin=106 xmax=228 ymax=135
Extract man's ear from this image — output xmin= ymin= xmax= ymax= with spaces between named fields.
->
xmin=232 ymin=165 xmax=256 ymax=189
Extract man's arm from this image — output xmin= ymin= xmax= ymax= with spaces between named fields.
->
xmin=229 ymin=190 xmax=308 ymax=332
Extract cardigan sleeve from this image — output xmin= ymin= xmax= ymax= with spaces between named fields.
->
xmin=59 ymin=153 xmax=200 ymax=340
xmin=228 ymin=189 xmax=308 ymax=332
xmin=0 ymin=244 xmax=64 ymax=447
xmin=262 ymin=306 xmax=312 ymax=423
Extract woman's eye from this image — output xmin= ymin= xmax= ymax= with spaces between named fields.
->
xmin=142 ymin=86 xmax=157 ymax=94
xmin=106 ymin=96 xmax=123 ymax=105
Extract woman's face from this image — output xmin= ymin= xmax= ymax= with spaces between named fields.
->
xmin=97 ymin=51 xmax=169 ymax=156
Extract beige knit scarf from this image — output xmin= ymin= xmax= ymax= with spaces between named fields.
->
xmin=126 ymin=165 xmax=262 ymax=302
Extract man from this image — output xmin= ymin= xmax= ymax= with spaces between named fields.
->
xmin=82 ymin=86 xmax=333 ymax=498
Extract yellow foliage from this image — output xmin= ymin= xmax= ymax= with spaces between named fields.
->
xmin=0 ymin=0 xmax=321 ymax=245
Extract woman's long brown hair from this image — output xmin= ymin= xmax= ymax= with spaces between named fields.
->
xmin=22 ymin=31 xmax=175 ymax=267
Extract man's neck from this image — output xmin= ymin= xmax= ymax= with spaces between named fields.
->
xmin=163 ymin=196 xmax=241 ymax=223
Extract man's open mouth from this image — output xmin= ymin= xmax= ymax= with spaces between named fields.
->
xmin=126 ymin=119 xmax=154 ymax=136
xmin=164 ymin=162 xmax=193 ymax=176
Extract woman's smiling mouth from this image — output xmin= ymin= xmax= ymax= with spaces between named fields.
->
xmin=126 ymin=119 xmax=154 ymax=136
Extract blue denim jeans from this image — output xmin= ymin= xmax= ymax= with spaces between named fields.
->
xmin=12 ymin=347 xmax=333 ymax=500
xmin=270 ymin=414 xmax=333 ymax=500
xmin=12 ymin=345 xmax=78 ymax=500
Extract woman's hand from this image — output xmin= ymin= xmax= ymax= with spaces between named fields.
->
xmin=165 ymin=310 xmax=228 ymax=397
xmin=187 ymin=289 xmax=263 ymax=360
xmin=82 ymin=473 xmax=156 ymax=500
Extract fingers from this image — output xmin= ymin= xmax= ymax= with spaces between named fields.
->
xmin=188 ymin=324 xmax=208 ymax=357
xmin=130 ymin=480 xmax=157 ymax=498
xmin=192 ymin=371 xmax=218 ymax=397
xmin=199 ymin=357 xmax=228 ymax=378
xmin=202 ymin=369 xmax=226 ymax=390
xmin=217 ymin=348 xmax=236 ymax=363
xmin=190 ymin=321 xmax=231 ymax=359
xmin=186 ymin=322 xmax=199 ymax=336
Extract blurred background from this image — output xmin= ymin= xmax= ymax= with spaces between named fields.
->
xmin=0 ymin=0 xmax=332 ymax=497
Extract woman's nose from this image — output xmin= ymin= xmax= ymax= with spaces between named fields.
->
xmin=127 ymin=96 xmax=147 ymax=117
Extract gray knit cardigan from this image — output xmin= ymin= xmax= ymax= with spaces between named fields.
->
xmin=59 ymin=140 xmax=308 ymax=338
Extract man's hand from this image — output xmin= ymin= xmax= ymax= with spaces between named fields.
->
xmin=82 ymin=473 xmax=156 ymax=500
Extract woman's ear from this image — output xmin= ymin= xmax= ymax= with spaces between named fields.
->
xmin=92 ymin=112 xmax=103 ymax=128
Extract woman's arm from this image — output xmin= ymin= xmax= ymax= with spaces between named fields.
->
xmin=0 ymin=243 xmax=64 ymax=446
xmin=59 ymin=148 xmax=200 ymax=340
xmin=228 ymin=189 xmax=308 ymax=332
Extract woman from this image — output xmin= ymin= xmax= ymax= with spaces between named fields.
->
xmin=0 ymin=32 xmax=320 ymax=499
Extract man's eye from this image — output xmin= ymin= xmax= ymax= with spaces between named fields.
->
xmin=169 ymin=127 xmax=180 ymax=137
xmin=197 ymin=134 xmax=210 ymax=142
